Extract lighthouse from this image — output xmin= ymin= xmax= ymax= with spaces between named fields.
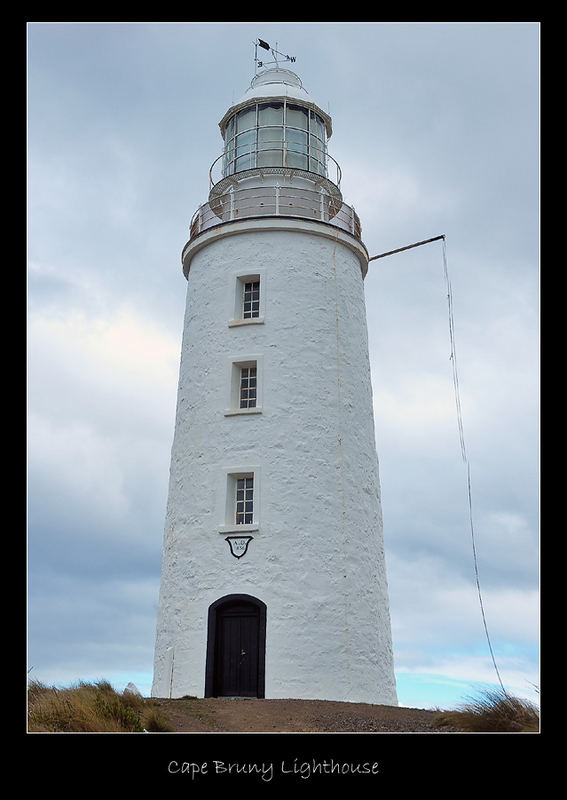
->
xmin=152 ymin=47 xmax=398 ymax=705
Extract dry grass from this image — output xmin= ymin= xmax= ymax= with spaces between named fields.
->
xmin=28 ymin=679 xmax=540 ymax=734
xmin=27 ymin=679 xmax=175 ymax=733
xmin=435 ymin=688 xmax=540 ymax=733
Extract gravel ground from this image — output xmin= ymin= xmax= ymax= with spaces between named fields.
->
xmin=149 ymin=697 xmax=462 ymax=733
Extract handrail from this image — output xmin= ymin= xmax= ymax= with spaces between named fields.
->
xmin=208 ymin=143 xmax=342 ymax=189
xmin=189 ymin=184 xmax=360 ymax=241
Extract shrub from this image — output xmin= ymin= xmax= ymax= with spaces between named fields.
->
xmin=435 ymin=687 xmax=539 ymax=732
xmin=93 ymin=690 xmax=144 ymax=732
xmin=27 ymin=679 xmax=174 ymax=733
xmin=143 ymin=707 xmax=176 ymax=732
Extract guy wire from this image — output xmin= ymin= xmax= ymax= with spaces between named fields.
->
xmin=441 ymin=237 xmax=506 ymax=695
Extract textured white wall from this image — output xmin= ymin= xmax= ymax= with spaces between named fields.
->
xmin=152 ymin=220 xmax=397 ymax=705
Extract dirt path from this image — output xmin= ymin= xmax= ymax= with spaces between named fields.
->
xmin=150 ymin=697 xmax=459 ymax=733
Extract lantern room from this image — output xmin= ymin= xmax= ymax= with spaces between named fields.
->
xmin=219 ymin=70 xmax=330 ymax=177
xmin=215 ymin=67 xmax=337 ymax=184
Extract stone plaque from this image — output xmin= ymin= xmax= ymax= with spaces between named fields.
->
xmin=225 ymin=535 xmax=254 ymax=559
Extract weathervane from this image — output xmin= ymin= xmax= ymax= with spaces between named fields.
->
xmin=254 ymin=38 xmax=296 ymax=75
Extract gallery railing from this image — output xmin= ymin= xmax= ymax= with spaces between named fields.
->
xmin=189 ymin=184 xmax=361 ymax=241
xmin=209 ymin=142 xmax=342 ymax=188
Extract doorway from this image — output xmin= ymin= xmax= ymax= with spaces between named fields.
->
xmin=205 ymin=594 xmax=266 ymax=697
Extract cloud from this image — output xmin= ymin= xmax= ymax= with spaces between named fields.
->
xmin=397 ymin=655 xmax=539 ymax=708
xmin=27 ymin=301 xmax=178 ymax=688
xmin=27 ymin=302 xmax=180 ymax=583
xmin=28 ymin=303 xmax=180 ymax=431
xmin=28 ymin=570 xmax=160 ymax=689
xmin=387 ymin=549 xmax=539 ymax=704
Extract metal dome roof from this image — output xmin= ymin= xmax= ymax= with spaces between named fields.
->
xmin=218 ymin=68 xmax=332 ymax=139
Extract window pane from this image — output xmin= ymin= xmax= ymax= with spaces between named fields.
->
xmin=257 ymin=127 xmax=283 ymax=167
xmin=309 ymin=156 xmax=325 ymax=176
xmin=286 ymin=128 xmax=308 ymax=169
xmin=310 ymin=111 xmax=325 ymax=141
xmin=223 ymin=145 xmax=235 ymax=176
xmin=243 ymin=280 xmax=260 ymax=318
xmin=240 ymin=363 xmax=259 ymax=408
xmin=310 ymin=135 xmax=325 ymax=160
xmin=287 ymin=153 xmax=308 ymax=169
xmin=235 ymin=154 xmax=253 ymax=172
xmin=258 ymin=102 xmax=283 ymax=126
xmin=258 ymin=126 xmax=283 ymax=149
xmin=257 ymin=148 xmax=283 ymax=168
xmin=287 ymin=128 xmax=308 ymax=152
xmin=235 ymin=475 xmax=253 ymax=524
xmin=235 ymin=130 xmax=255 ymax=156
xmin=225 ymin=114 xmax=236 ymax=143
xmin=309 ymin=132 xmax=326 ymax=176
xmin=236 ymin=106 xmax=256 ymax=132
xmin=287 ymin=104 xmax=308 ymax=129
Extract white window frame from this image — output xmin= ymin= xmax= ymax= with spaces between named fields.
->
xmin=218 ymin=466 xmax=261 ymax=534
xmin=228 ymin=271 xmax=265 ymax=327
xmin=224 ymin=355 xmax=263 ymax=416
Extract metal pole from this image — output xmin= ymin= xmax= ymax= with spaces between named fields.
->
xmin=368 ymin=234 xmax=445 ymax=262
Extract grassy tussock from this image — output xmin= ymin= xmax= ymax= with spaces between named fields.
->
xmin=435 ymin=688 xmax=540 ymax=732
xmin=27 ymin=679 xmax=174 ymax=733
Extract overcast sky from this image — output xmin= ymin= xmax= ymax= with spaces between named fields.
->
xmin=27 ymin=21 xmax=540 ymax=710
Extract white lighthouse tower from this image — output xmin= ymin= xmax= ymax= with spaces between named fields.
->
xmin=152 ymin=47 xmax=398 ymax=705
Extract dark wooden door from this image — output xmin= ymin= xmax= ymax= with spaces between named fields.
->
xmin=214 ymin=600 xmax=260 ymax=697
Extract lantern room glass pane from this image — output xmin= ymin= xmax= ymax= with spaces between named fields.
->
xmin=286 ymin=104 xmax=308 ymax=130
xmin=309 ymin=135 xmax=326 ymax=175
xmin=225 ymin=114 xmax=236 ymax=143
xmin=309 ymin=156 xmax=325 ymax=176
xmin=309 ymin=135 xmax=325 ymax=161
xmin=223 ymin=146 xmax=235 ymax=175
xmin=310 ymin=110 xmax=325 ymax=141
xmin=235 ymin=129 xmax=256 ymax=170
xmin=257 ymin=126 xmax=283 ymax=167
xmin=257 ymin=150 xmax=283 ymax=167
xmin=258 ymin=102 xmax=283 ymax=126
xmin=235 ymin=154 xmax=253 ymax=171
xmin=286 ymin=128 xmax=308 ymax=169
xmin=236 ymin=130 xmax=255 ymax=154
xmin=258 ymin=126 xmax=283 ymax=148
xmin=236 ymin=106 xmax=257 ymax=133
